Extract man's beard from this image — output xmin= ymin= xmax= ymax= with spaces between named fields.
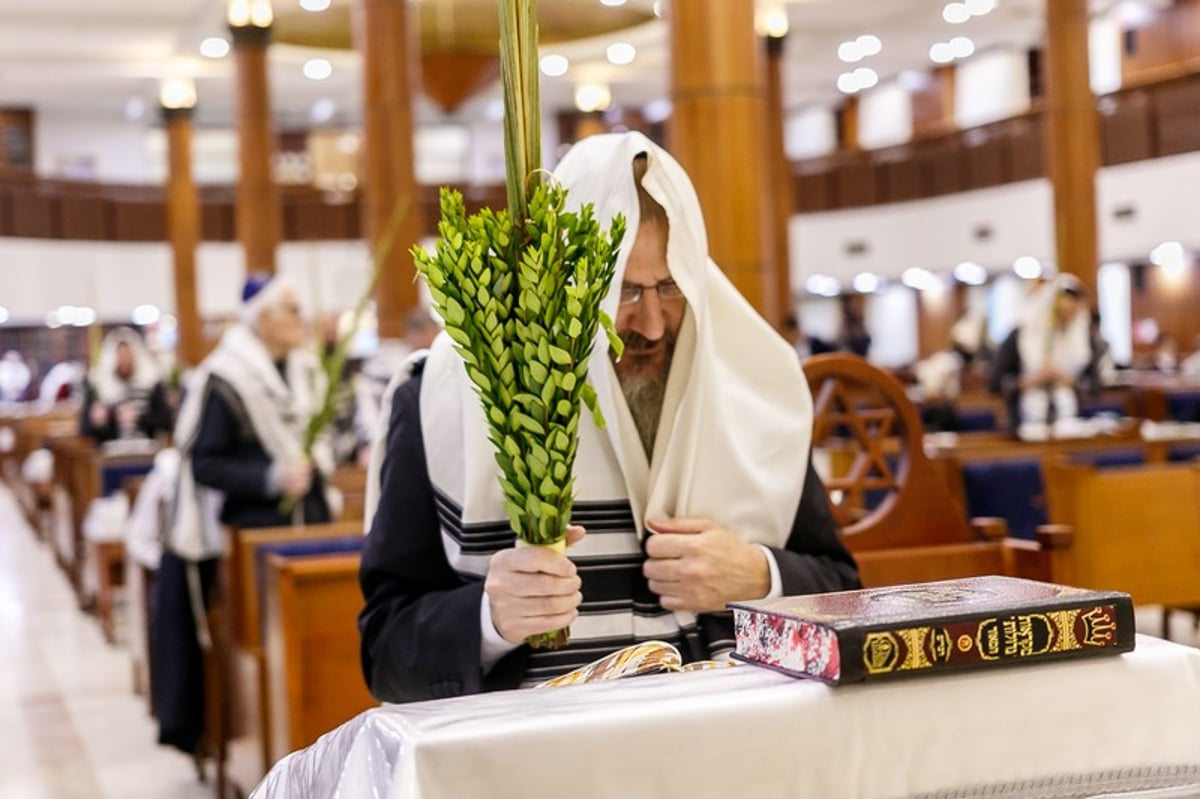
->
xmin=614 ymin=330 xmax=675 ymax=457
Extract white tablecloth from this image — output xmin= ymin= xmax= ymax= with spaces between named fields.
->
xmin=252 ymin=635 xmax=1200 ymax=799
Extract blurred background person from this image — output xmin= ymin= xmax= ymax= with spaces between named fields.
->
xmin=0 ymin=350 xmax=32 ymax=403
xmin=80 ymin=327 xmax=172 ymax=443
xmin=152 ymin=273 xmax=335 ymax=759
xmin=990 ymin=274 xmax=1090 ymax=432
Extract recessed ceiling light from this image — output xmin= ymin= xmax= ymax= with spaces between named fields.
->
xmin=930 ymin=42 xmax=955 ymax=64
xmin=953 ymin=261 xmax=988 ymax=285
xmin=300 ymin=0 xmax=331 ymax=10
xmin=838 ymin=41 xmax=862 ymax=63
xmin=902 ymin=268 xmax=939 ymax=291
xmin=311 ymin=98 xmax=336 ymax=123
xmin=606 ymin=42 xmax=636 ymax=65
xmin=599 ymin=0 xmax=626 ymax=6
xmin=1013 ymin=256 xmax=1042 ymax=279
xmin=199 ymin=37 xmax=230 ymax=58
xmin=949 ymin=36 xmax=975 ymax=58
xmin=539 ymin=54 xmax=569 ymax=77
xmin=852 ymin=67 xmax=878 ymax=90
xmin=943 ymin=2 xmax=970 ymax=23
xmin=853 ymin=273 xmax=881 ymax=293
xmin=303 ymin=58 xmax=332 ymax=80
xmin=574 ymin=83 xmax=612 ymax=112
xmin=761 ymin=7 xmax=789 ymax=38
xmin=856 ymin=35 xmax=882 ymax=56
xmin=964 ymin=0 xmax=996 ymax=15
xmin=837 ymin=72 xmax=860 ymax=94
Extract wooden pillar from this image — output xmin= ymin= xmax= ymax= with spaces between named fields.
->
xmin=162 ymin=107 xmax=204 ymax=368
xmin=229 ymin=20 xmax=281 ymax=274
xmin=1044 ymin=0 xmax=1100 ymax=298
xmin=359 ymin=0 xmax=423 ymax=340
xmin=838 ymin=96 xmax=860 ymax=150
xmin=763 ymin=34 xmax=792 ymax=328
xmin=668 ymin=0 xmax=776 ymax=317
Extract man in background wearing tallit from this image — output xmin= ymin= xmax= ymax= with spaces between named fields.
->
xmin=152 ymin=274 xmax=334 ymax=757
xmin=80 ymin=327 xmax=173 ymax=443
xmin=358 ymin=133 xmax=860 ymax=702
xmin=990 ymin=274 xmax=1091 ymax=434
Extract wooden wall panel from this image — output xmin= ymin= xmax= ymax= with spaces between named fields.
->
xmin=58 ymin=195 xmax=110 ymax=240
xmin=883 ymin=153 xmax=927 ymax=203
xmin=1099 ymin=89 xmax=1155 ymax=166
xmin=962 ymin=134 xmax=1008 ymax=189
xmin=1006 ymin=115 xmax=1045 ymax=181
xmin=1153 ymin=78 xmax=1200 ymax=156
xmin=0 ymin=185 xmax=11 ymax=236
xmin=112 ymin=200 xmax=167 ymax=241
xmin=9 ymin=191 xmax=57 ymax=238
xmin=927 ymin=139 xmax=964 ymax=196
xmin=794 ymin=169 xmax=833 ymax=213
xmin=835 ymin=158 xmax=876 ymax=208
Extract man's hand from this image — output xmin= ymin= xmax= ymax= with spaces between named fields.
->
xmin=643 ymin=518 xmax=770 ymax=613
xmin=486 ymin=525 xmax=585 ymax=645
xmin=115 ymin=402 xmax=139 ymax=430
xmin=279 ymin=459 xmax=313 ymax=498
xmin=89 ymin=403 xmax=109 ymax=428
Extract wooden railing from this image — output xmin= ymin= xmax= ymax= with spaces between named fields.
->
xmin=792 ymin=69 xmax=1200 ymax=212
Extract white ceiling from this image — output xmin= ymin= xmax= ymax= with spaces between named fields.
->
xmin=0 ymin=0 xmax=1149 ymax=131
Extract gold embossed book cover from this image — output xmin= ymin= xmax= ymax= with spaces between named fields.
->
xmin=728 ymin=576 xmax=1135 ymax=685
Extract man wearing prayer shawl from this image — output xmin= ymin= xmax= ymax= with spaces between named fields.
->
xmin=359 ymin=132 xmax=860 ymax=702
xmin=80 ymin=327 xmax=173 ymax=443
xmin=989 ymin=274 xmax=1091 ymax=434
xmin=151 ymin=273 xmax=334 ymax=756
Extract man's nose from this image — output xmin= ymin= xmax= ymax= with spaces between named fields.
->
xmin=629 ymin=291 xmax=666 ymax=342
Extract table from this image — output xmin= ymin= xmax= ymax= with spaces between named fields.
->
xmin=252 ymin=635 xmax=1200 ymax=799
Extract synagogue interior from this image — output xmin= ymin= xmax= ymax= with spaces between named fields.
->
xmin=1 ymin=0 xmax=1199 ymax=797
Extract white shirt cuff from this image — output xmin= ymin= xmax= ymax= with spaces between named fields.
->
xmin=480 ymin=594 xmax=519 ymax=672
xmin=756 ymin=544 xmax=783 ymax=599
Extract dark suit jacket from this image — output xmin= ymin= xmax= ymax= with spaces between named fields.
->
xmin=358 ymin=366 xmax=861 ymax=703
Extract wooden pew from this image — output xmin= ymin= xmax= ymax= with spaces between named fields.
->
xmin=219 ymin=522 xmax=366 ymax=796
xmin=262 ymin=551 xmax=374 ymax=764
xmin=1043 ymin=458 xmax=1200 ymax=608
xmin=803 ymin=354 xmax=1072 ymax=587
xmin=330 ymin=465 xmax=367 ymax=523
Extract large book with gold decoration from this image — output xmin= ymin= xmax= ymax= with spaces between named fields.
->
xmin=729 ymin=576 xmax=1135 ymax=685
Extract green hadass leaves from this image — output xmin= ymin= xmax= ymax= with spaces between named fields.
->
xmin=411 ymin=184 xmax=625 ymax=546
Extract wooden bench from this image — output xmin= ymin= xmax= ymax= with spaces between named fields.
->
xmin=330 ymin=465 xmax=367 ymax=523
xmin=1043 ymin=458 xmax=1200 ymax=609
xmin=803 ymin=353 xmax=1072 ymax=587
xmin=263 ymin=551 xmax=374 ymax=764
xmin=218 ymin=523 xmax=368 ymax=796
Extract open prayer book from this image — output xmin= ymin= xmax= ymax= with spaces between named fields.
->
xmin=537 ymin=641 xmax=736 ymax=688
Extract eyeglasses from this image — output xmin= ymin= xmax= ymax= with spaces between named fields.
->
xmin=618 ymin=280 xmax=684 ymax=306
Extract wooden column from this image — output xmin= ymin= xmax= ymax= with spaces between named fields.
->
xmin=668 ymin=0 xmax=775 ymax=316
xmin=838 ymin=96 xmax=860 ymax=150
xmin=229 ymin=22 xmax=280 ymax=274
xmin=763 ymin=34 xmax=792 ymax=328
xmin=162 ymin=107 xmax=204 ymax=368
xmin=359 ymin=0 xmax=423 ymax=340
xmin=1044 ymin=0 xmax=1100 ymax=297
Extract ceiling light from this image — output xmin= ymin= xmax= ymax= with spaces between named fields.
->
xmin=539 ymin=54 xmax=569 ymax=77
xmin=303 ymin=58 xmax=332 ymax=80
xmin=930 ymin=42 xmax=954 ymax=64
xmin=643 ymin=98 xmax=672 ymax=123
xmin=853 ymin=67 xmax=878 ymax=90
xmin=124 ymin=97 xmax=146 ymax=121
xmin=199 ymin=37 xmax=230 ymax=58
xmin=837 ymin=72 xmax=861 ymax=94
xmin=131 ymin=305 xmax=161 ymax=326
xmin=227 ymin=0 xmax=273 ymax=28
xmin=1149 ymin=241 xmax=1187 ymax=278
xmin=837 ymin=41 xmax=862 ymax=63
xmin=964 ymin=0 xmax=996 ymax=15
xmin=310 ymin=98 xmax=336 ymax=123
xmin=606 ymin=43 xmax=636 ymax=65
xmin=902 ymin=268 xmax=938 ymax=291
xmin=853 ymin=273 xmax=881 ymax=293
xmin=760 ymin=7 xmax=789 ymax=38
xmin=1114 ymin=0 xmax=1156 ymax=28
xmin=943 ymin=2 xmax=970 ymax=23
xmin=856 ymin=35 xmax=882 ymax=56
xmin=949 ymin=36 xmax=975 ymax=58
xmin=45 ymin=311 xmax=62 ymax=329
xmin=0 ymin=306 xmax=8 ymax=325
xmin=574 ymin=83 xmax=612 ymax=113
xmin=300 ymin=0 xmax=331 ymax=10
xmin=953 ymin=261 xmax=988 ymax=285
xmin=805 ymin=275 xmax=842 ymax=297
xmin=599 ymin=0 xmax=626 ymax=6
xmin=1012 ymin=256 xmax=1042 ymax=280
xmin=159 ymin=76 xmax=197 ymax=110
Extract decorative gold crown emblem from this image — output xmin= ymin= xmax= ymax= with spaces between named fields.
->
xmin=1080 ymin=607 xmax=1116 ymax=646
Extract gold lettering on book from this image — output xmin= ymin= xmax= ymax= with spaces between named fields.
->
xmin=957 ymin=634 xmax=973 ymax=653
xmin=862 ymin=632 xmax=900 ymax=674
xmin=979 ymin=614 xmax=1055 ymax=660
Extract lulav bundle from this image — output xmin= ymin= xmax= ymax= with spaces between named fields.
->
xmin=413 ymin=185 xmax=625 ymax=552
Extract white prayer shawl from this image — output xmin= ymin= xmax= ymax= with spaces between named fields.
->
xmin=90 ymin=327 xmax=161 ymax=406
xmin=167 ymin=323 xmax=331 ymax=560
xmin=1017 ymin=278 xmax=1091 ymax=379
xmin=368 ymin=132 xmax=812 ymax=651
